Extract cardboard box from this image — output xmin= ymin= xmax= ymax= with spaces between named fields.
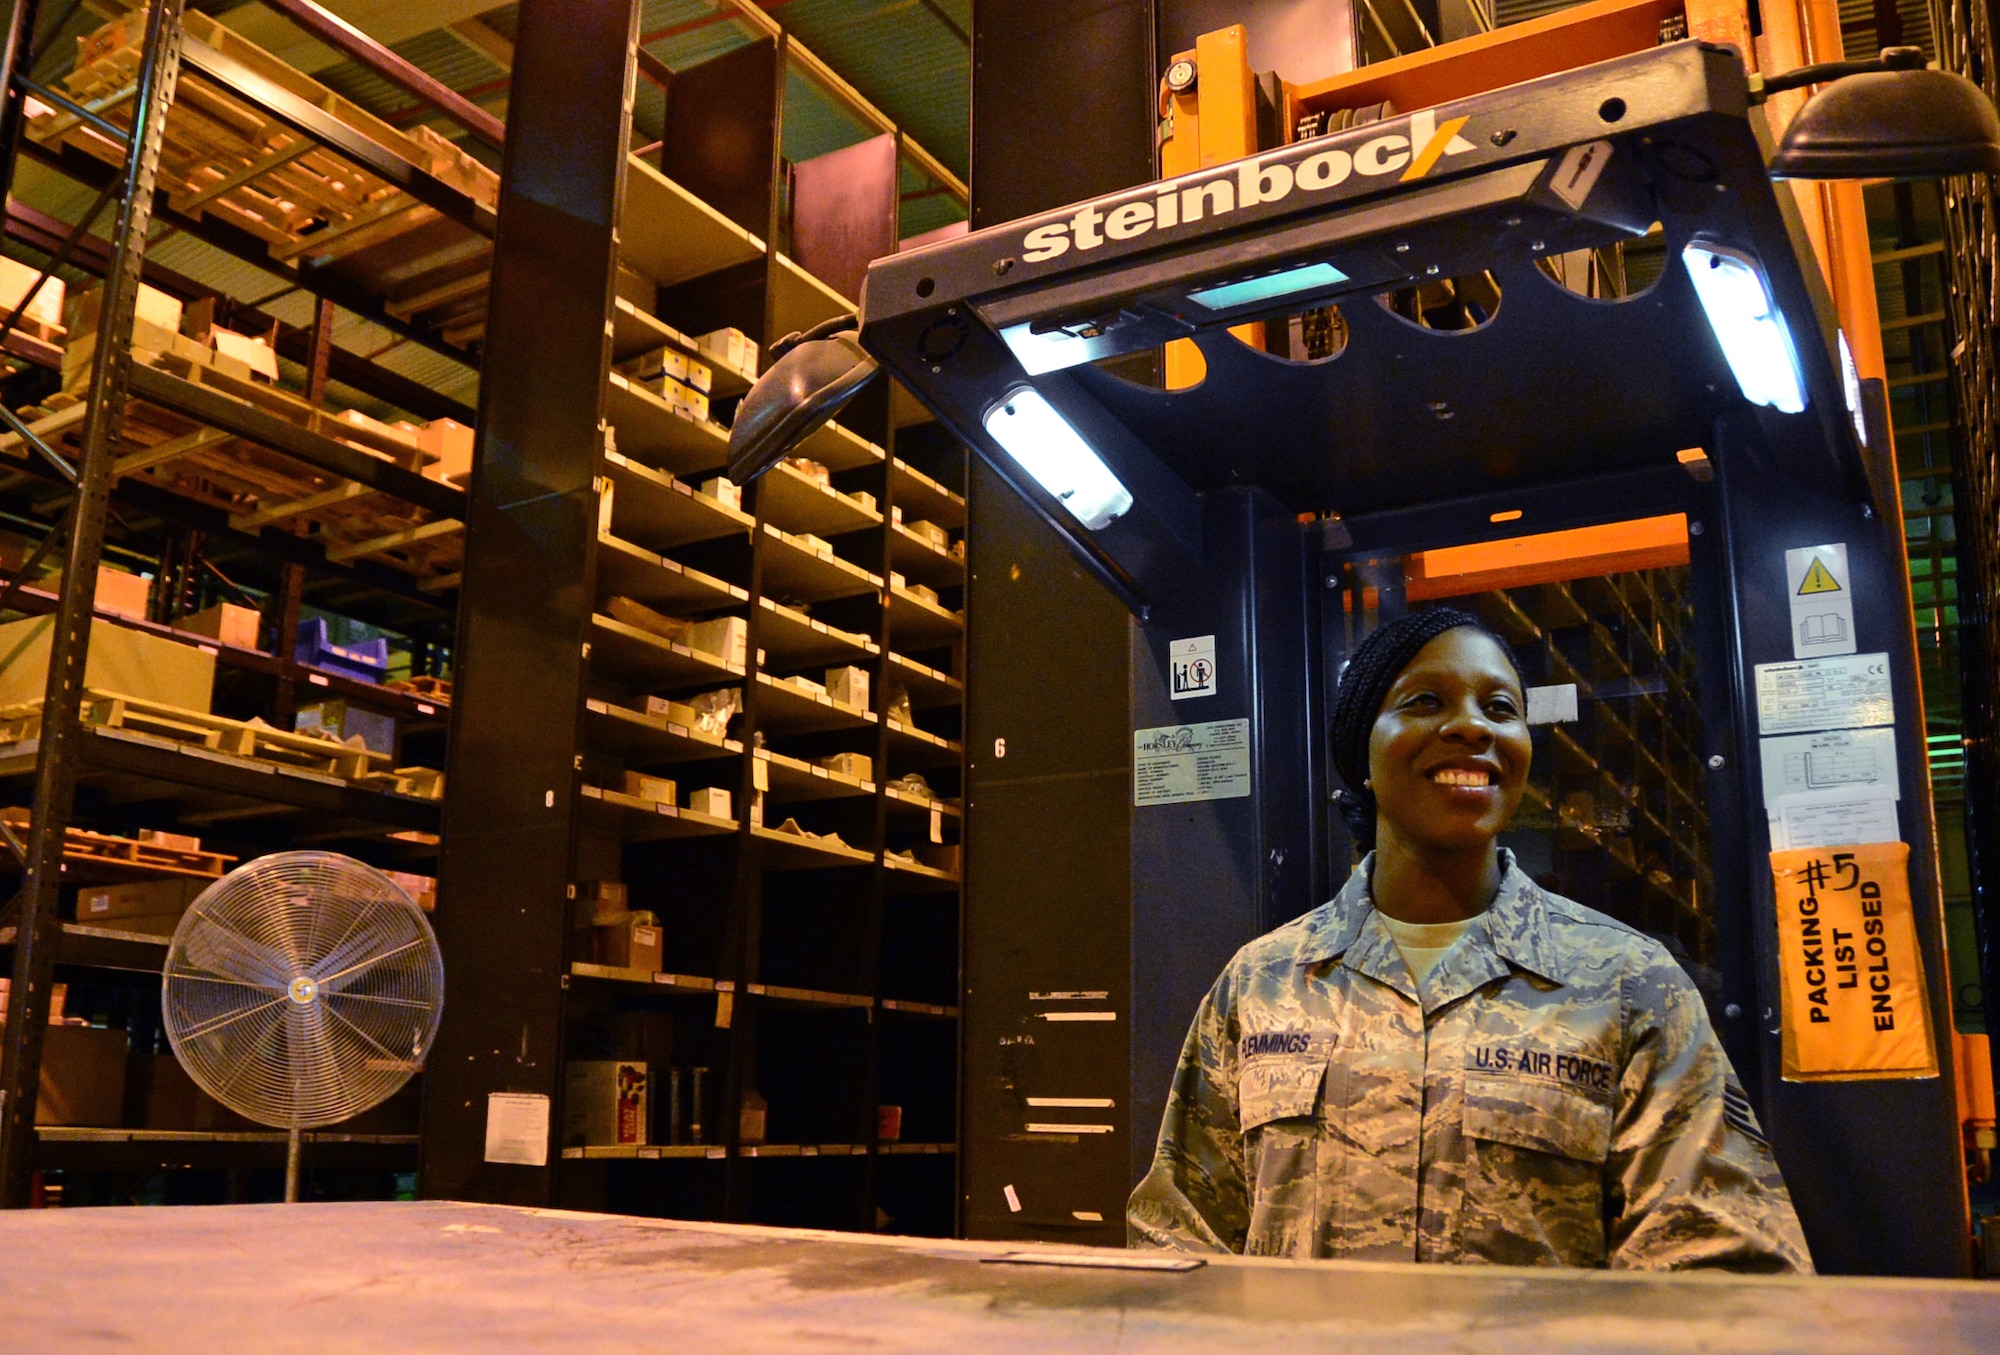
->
xmin=136 ymin=1053 xmax=254 ymax=1130
xmin=818 ymin=751 xmax=872 ymax=782
xmin=210 ymin=327 xmax=279 ymax=381
xmin=50 ymin=568 xmax=152 ymax=620
xmin=786 ymin=675 xmax=827 ymax=698
xmin=296 ymin=699 xmax=398 ymax=756
xmin=621 ymin=770 xmax=676 ymax=806
xmin=689 ymin=616 xmax=747 ymax=668
xmin=76 ymin=876 xmax=204 ymax=923
xmin=825 ymin=666 xmax=869 ymax=709
xmin=0 ymin=256 xmax=63 ymax=332
xmin=643 ymin=695 xmax=700 ymax=728
xmin=0 ymin=615 xmax=216 ymax=711
xmin=385 ymin=870 xmax=437 ymax=912
xmin=685 ymin=356 xmax=712 ymax=394
xmin=694 ymin=326 xmax=758 ymax=376
xmin=35 ymin=1025 xmax=128 ymax=1127
xmin=597 ymin=911 xmax=661 ymax=973
xmin=573 ymin=880 xmax=628 ymax=928
xmin=906 ymin=519 xmax=949 ymax=550
xmin=138 ymin=828 xmax=202 ymax=853
xmin=563 ymin=1060 xmax=648 ymax=1147
xmin=68 ymin=280 xmax=181 ymax=340
xmin=179 ymin=601 xmax=262 ymax=651
xmin=916 ymin=842 xmax=962 ymax=875
xmin=658 ymin=348 xmax=688 ymax=384
xmin=784 ymin=456 xmax=830 ymax=488
xmin=698 ymin=477 xmax=741 ymax=512
xmin=664 ymin=379 xmax=708 ymax=424
xmin=684 ymin=787 xmax=732 ymax=819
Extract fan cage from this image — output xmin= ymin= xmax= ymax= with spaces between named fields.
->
xmin=162 ymin=851 xmax=444 ymax=1130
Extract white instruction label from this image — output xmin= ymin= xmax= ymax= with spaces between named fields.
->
xmin=1786 ymin=543 xmax=1856 ymax=658
xmin=1169 ymin=634 xmax=1217 ymax=700
xmin=1774 ymin=787 xmax=1902 ymax=850
xmin=1134 ymin=718 xmax=1251 ymax=805
xmin=484 ymin=1092 xmax=550 ymax=1167
xmin=1760 ymin=726 xmax=1900 ymax=806
xmin=1755 ymin=653 xmax=1893 ymax=736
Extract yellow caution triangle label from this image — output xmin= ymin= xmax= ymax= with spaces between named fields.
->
xmin=1797 ymin=558 xmax=1843 ymax=595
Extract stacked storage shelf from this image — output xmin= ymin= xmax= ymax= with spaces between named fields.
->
xmin=0 ymin=5 xmax=491 ymax=1203
xmin=1473 ymin=568 xmax=1717 ymax=970
xmin=423 ymin=0 xmax=966 ymax=1236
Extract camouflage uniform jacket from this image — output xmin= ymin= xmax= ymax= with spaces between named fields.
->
xmin=1128 ymin=852 xmax=1811 ymax=1271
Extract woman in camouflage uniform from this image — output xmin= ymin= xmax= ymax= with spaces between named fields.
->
xmin=1128 ymin=607 xmax=1810 ymax=1270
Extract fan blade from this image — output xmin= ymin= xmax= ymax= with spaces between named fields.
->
xmin=174 ymin=994 xmax=287 ymax=1045
xmin=178 ymin=919 xmax=293 ymax=992
xmin=315 ymin=935 xmax=426 ymax=992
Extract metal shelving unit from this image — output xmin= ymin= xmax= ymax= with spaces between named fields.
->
xmin=0 ymin=0 xmax=496 ymax=1205
xmin=421 ymin=0 xmax=966 ymax=1238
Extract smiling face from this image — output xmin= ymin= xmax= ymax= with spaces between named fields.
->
xmin=1366 ymin=627 xmax=1532 ymax=857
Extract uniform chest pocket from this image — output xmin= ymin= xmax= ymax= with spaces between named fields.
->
xmin=1238 ymin=1054 xmax=1328 ymax=1130
xmin=1463 ymin=1072 xmax=1613 ymax=1164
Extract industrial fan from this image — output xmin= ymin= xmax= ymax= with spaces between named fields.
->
xmin=162 ymin=851 xmax=444 ymax=1201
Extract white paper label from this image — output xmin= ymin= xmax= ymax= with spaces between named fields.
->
xmin=1760 ymin=726 xmax=1900 ymax=806
xmin=1526 ymin=684 xmax=1579 ymax=725
xmin=1134 ymin=718 xmax=1251 ymax=805
xmin=1786 ymin=543 xmax=1856 ymax=658
xmin=1168 ymin=634 xmax=1217 ymax=700
xmin=1774 ymin=788 xmax=1902 ymax=850
xmin=484 ymin=1092 xmax=550 ymax=1167
xmin=1755 ymin=653 xmax=1893 ymax=736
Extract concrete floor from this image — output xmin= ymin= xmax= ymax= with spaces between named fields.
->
xmin=4 ymin=1200 xmax=1999 ymax=1353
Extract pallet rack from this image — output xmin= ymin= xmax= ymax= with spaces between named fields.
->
xmin=421 ymin=0 xmax=968 ymax=1237
xmin=0 ymin=0 xmax=498 ymax=1206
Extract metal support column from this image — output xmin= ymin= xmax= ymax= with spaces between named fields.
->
xmin=0 ymin=0 xmax=186 ymax=1209
xmin=419 ymin=0 xmax=637 ymax=1205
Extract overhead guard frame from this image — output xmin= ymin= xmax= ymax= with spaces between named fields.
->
xmin=859 ymin=41 xmax=1969 ymax=1275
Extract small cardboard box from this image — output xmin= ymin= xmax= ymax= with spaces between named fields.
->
xmin=695 ymin=326 xmax=758 ymax=376
xmin=644 ymin=695 xmax=700 ymax=728
xmin=210 ymin=327 xmax=279 ymax=381
xmin=563 ymin=1060 xmax=648 ymax=1147
xmin=0 ymin=256 xmax=63 ymax=333
xmin=179 ymin=601 xmax=262 ymax=651
xmin=685 ymin=786 xmax=732 ymax=819
xmin=597 ymin=911 xmax=662 ymax=973
xmin=138 ymin=828 xmax=201 ymax=853
xmin=35 ymin=1025 xmax=128 ymax=1127
xmin=76 ymin=876 xmax=204 ymax=922
xmin=658 ymin=348 xmax=688 ymax=383
xmin=573 ymin=880 xmax=628 ymax=927
xmin=296 ymin=699 xmax=397 ymax=757
xmin=825 ymin=666 xmax=869 ymax=710
xmin=916 ymin=842 xmax=962 ymax=875
xmin=622 ymin=770 xmax=676 ymax=806
xmin=689 ymin=616 xmax=748 ymax=668
xmin=81 ymin=569 xmax=150 ymax=620
xmin=818 ymin=751 xmax=872 ymax=782
xmin=906 ymin=519 xmax=949 ymax=550
xmin=685 ymin=356 xmax=712 ymax=394
xmin=698 ymin=477 xmax=741 ymax=512
xmin=68 ymin=279 xmax=181 ymax=340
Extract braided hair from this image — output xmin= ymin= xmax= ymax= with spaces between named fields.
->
xmin=1329 ymin=607 xmax=1523 ymax=852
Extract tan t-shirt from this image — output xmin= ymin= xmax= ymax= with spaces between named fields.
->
xmin=1376 ymin=912 xmax=1479 ymax=986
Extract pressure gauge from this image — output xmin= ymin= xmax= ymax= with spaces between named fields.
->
xmin=1165 ymin=58 xmax=1197 ymax=94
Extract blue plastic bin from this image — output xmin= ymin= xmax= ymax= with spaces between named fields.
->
xmin=295 ymin=618 xmax=389 ymax=683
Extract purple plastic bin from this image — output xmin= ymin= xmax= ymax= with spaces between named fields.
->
xmin=295 ymin=618 xmax=390 ymax=683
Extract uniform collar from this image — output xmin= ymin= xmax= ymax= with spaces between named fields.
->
xmin=1294 ymin=849 xmax=1566 ymax=1001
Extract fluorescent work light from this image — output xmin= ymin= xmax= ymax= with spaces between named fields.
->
xmin=1682 ymin=242 xmax=1807 ymax=414
xmin=983 ymin=387 xmax=1134 ymax=531
xmin=1187 ymin=261 xmax=1350 ymax=311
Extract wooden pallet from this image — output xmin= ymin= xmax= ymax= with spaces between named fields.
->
xmin=0 ymin=807 xmax=235 ymax=879
xmin=0 ymin=691 xmax=396 ymax=783
xmin=30 ymin=12 xmax=495 ymax=354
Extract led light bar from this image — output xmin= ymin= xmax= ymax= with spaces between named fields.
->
xmin=1683 ymin=241 xmax=1807 ymax=414
xmin=983 ymin=387 xmax=1134 ymax=531
xmin=1186 ymin=261 xmax=1351 ymax=310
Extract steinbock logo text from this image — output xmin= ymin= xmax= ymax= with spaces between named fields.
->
xmin=1019 ymin=111 xmax=1476 ymax=264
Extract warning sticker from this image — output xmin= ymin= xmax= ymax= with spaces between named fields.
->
xmin=1169 ymin=634 xmax=1217 ymax=701
xmin=1134 ymin=718 xmax=1251 ymax=806
xmin=1786 ymin=544 xmax=1856 ymax=659
xmin=1755 ymin=653 xmax=1893 ymax=736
